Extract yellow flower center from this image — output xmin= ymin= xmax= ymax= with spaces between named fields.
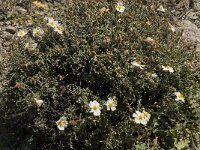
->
xmin=50 ymin=21 xmax=55 ymax=26
xmin=117 ymin=5 xmax=123 ymax=10
xmin=143 ymin=112 xmax=149 ymax=118
xmin=34 ymin=31 xmax=41 ymax=37
xmin=57 ymin=26 xmax=62 ymax=31
xmin=108 ymin=101 xmax=113 ymax=108
xmin=178 ymin=93 xmax=183 ymax=99
xmin=19 ymin=31 xmax=24 ymax=36
xmin=166 ymin=66 xmax=171 ymax=70
xmin=92 ymin=105 xmax=98 ymax=111
xmin=58 ymin=120 xmax=65 ymax=126
xmin=138 ymin=115 xmax=143 ymax=120
xmin=137 ymin=61 xmax=142 ymax=65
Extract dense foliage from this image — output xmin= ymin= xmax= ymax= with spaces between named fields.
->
xmin=0 ymin=1 xmax=200 ymax=149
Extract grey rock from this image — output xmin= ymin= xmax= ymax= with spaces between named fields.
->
xmin=176 ymin=0 xmax=190 ymax=10
xmin=2 ymin=42 xmax=13 ymax=47
xmin=5 ymin=21 xmax=11 ymax=25
xmin=0 ymin=54 xmax=3 ymax=62
xmin=0 ymin=9 xmax=6 ymax=21
xmin=196 ymin=43 xmax=200 ymax=52
xmin=0 ymin=31 xmax=13 ymax=41
xmin=187 ymin=12 xmax=199 ymax=20
xmin=194 ymin=0 xmax=200 ymax=11
xmin=4 ymin=26 xmax=16 ymax=34
xmin=177 ymin=20 xmax=200 ymax=44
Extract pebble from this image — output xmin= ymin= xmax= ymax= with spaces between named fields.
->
xmin=3 ymin=42 xmax=13 ymax=47
xmin=0 ymin=31 xmax=14 ymax=41
xmin=0 ymin=9 xmax=6 ymax=21
xmin=194 ymin=0 xmax=200 ymax=11
xmin=196 ymin=44 xmax=200 ymax=52
xmin=177 ymin=20 xmax=200 ymax=53
xmin=0 ymin=54 xmax=3 ymax=62
xmin=187 ymin=12 xmax=199 ymax=20
xmin=4 ymin=26 xmax=16 ymax=34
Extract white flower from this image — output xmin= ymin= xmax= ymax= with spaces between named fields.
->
xmin=89 ymin=101 xmax=101 ymax=116
xmin=174 ymin=92 xmax=185 ymax=102
xmin=157 ymin=5 xmax=167 ymax=13
xmin=56 ymin=116 xmax=68 ymax=131
xmin=132 ymin=111 xmax=147 ymax=125
xmin=152 ymin=73 xmax=158 ymax=78
xmin=34 ymin=98 xmax=44 ymax=107
xmin=116 ymin=1 xmax=125 ymax=13
xmin=105 ymin=97 xmax=117 ymax=111
xmin=33 ymin=27 xmax=44 ymax=37
xmin=54 ymin=23 xmax=63 ymax=34
xmin=131 ymin=61 xmax=145 ymax=69
xmin=17 ymin=30 xmax=27 ymax=37
xmin=162 ymin=65 xmax=174 ymax=73
xmin=47 ymin=17 xmax=58 ymax=28
xmin=25 ymin=40 xmax=37 ymax=50
xmin=168 ymin=22 xmax=176 ymax=32
xmin=142 ymin=110 xmax=151 ymax=121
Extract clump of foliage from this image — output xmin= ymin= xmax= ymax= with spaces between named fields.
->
xmin=0 ymin=0 xmax=200 ymax=149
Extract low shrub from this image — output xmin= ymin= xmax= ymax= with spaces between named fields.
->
xmin=0 ymin=0 xmax=200 ymax=149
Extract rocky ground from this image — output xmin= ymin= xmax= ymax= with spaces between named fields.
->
xmin=0 ymin=1 xmax=199 ymax=149
xmin=0 ymin=0 xmax=200 ymax=54
xmin=173 ymin=0 xmax=200 ymax=53
xmin=0 ymin=0 xmax=200 ymax=87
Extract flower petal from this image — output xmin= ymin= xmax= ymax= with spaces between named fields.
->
xmin=93 ymin=110 xmax=101 ymax=116
xmin=111 ymin=107 xmax=116 ymax=111
xmin=135 ymin=118 xmax=141 ymax=124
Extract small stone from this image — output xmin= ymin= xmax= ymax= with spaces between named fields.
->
xmin=177 ymin=20 xmax=200 ymax=44
xmin=194 ymin=0 xmax=200 ymax=11
xmin=5 ymin=21 xmax=11 ymax=25
xmin=196 ymin=43 xmax=200 ymax=52
xmin=0 ymin=9 xmax=6 ymax=21
xmin=157 ymin=5 xmax=167 ymax=12
xmin=16 ymin=7 xmax=27 ymax=13
xmin=143 ymin=37 xmax=156 ymax=45
xmin=3 ymin=42 xmax=12 ymax=47
xmin=1 ymin=31 xmax=13 ymax=40
xmin=187 ymin=12 xmax=199 ymax=20
xmin=176 ymin=0 xmax=190 ymax=10
xmin=4 ymin=26 xmax=16 ymax=34
xmin=99 ymin=7 xmax=109 ymax=15
xmin=0 ymin=54 xmax=3 ymax=62
xmin=35 ymin=11 xmax=44 ymax=15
